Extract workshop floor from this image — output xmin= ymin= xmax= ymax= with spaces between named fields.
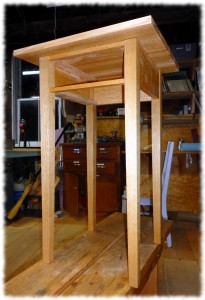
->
xmin=4 ymin=211 xmax=201 ymax=296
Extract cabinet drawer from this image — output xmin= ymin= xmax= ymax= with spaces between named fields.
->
xmin=96 ymin=176 xmax=119 ymax=211
xmin=63 ymin=147 xmax=86 ymax=159
xmin=64 ymin=159 xmax=86 ymax=173
xmin=96 ymin=161 xmax=116 ymax=175
xmin=97 ymin=146 xmax=117 ymax=160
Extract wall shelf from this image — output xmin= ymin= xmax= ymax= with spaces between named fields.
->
xmin=162 ymin=91 xmax=200 ymax=100
xmin=96 ymin=114 xmax=199 ymax=125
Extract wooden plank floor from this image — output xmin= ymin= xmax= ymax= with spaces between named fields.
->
xmin=4 ymin=211 xmax=201 ymax=296
xmin=158 ymin=220 xmax=201 ymax=296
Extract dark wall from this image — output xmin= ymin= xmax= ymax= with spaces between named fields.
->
xmin=4 ymin=4 xmax=201 ymax=141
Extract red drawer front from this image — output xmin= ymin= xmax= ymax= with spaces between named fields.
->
xmin=63 ymin=147 xmax=86 ymax=159
xmin=64 ymin=160 xmax=116 ymax=175
xmin=96 ymin=161 xmax=116 ymax=175
xmin=64 ymin=159 xmax=86 ymax=173
xmin=63 ymin=146 xmax=117 ymax=160
xmin=97 ymin=146 xmax=117 ymax=160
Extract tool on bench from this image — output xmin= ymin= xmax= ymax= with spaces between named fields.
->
xmin=7 ymin=121 xmax=70 ymax=220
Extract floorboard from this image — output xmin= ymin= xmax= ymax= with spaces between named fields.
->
xmin=158 ymin=219 xmax=201 ymax=296
xmin=163 ymin=258 xmax=200 ymax=296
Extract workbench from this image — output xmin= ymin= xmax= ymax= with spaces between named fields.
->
xmin=5 ymin=213 xmax=173 ymax=296
xmin=62 ymin=142 xmax=124 ymax=214
xmin=5 ymin=148 xmax=41 ymax=158
xmin=11 ymin=15 xmax=178 ymax=291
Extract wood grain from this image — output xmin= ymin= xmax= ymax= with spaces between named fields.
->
xmin=49 ymin=78 xmax=124 ymax=93
xmin=5 ymin=214 xmax=173 ymax=296
xmin=5 ymin=213 xmax=126 ymax=296
xmin=163 ymin=259 xmax=200 ymax=295
xmin=61 ymin=237 xmax=159 ymax=296
xmin=151 ymin=70 xmax=162 ymax=244
xmin=39 ymin=57 xmax=55 ymax=263
xmin=139 ymin=43 xmax=159 ymax=98
xmin=86 ymin=104 xmax=97 ymax=231
xmin=124 ymin=38 xmax=140 ymax=288
xmin=5 ymin=215 xmax=200 ymax=296
xmin=13 ymin=16 xmax=178 ymax=291
xmin=13 ymin=16 xmax=178 ymax=74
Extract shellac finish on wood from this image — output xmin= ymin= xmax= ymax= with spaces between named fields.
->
xmin=13 ymin=15 xmax=178 ymax=289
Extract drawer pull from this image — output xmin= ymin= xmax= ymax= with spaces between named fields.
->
xmin=73 ymin=148 xmax=81 ymax=154
xmin=99 ymin=147 xmax=108 ymax=154
xmin=73 ymin=161 xmax=81 ymax=166
xmin=97 ymin=163 xmax=106 ymax=169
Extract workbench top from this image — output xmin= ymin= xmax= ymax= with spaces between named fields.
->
xmin=5 ymin=212 xmax=173 ymax=296
xmin=5 ymin=148 xmax=41 ymax=158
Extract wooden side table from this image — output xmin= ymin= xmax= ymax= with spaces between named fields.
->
xmin=13 ymin=16 xmax=178 ymax=288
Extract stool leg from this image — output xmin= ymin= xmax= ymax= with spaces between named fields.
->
xmin=166 ymin=233 xmax=172 ymax=248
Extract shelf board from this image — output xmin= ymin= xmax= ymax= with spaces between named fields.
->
xmin=177 ymin=58 xmax=200 ymax=67
xmin=140 ymin=151 xmax=200 ymax=155
xmin=96 ymin=113 xmax=199 ymax=125
xmin=144 ymin=114 xmax=199 ymax=125
xmin=5 ymin=148 xmax=41 ymax=158
xmin=162 ymin=118 xmax=198 ymax=125
xmin=162 ymin=91 xmax=200 ymax=100
xmin=97 ymin=115 xmax=124 ymax=120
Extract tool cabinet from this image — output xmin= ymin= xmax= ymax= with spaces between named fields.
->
xmin=62 ymin=142 xmax=123 ymax=214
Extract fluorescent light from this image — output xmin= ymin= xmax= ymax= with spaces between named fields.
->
xmin=22 ymin=71 xmax=40 ymax=75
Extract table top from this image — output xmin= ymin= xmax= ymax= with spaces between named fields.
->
xmin=13 ymin=15 xmax=177 ymax=74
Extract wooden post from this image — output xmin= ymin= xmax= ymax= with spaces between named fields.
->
xmin=39 ymin=57 xmax=55 ymax=263
xmin=151 ymin=70 xmax=162 ymax=244
xmin=124 ymin=38 xmax=140 ymax=288
xmin=86 ymin=104 xmax=96 ymax=231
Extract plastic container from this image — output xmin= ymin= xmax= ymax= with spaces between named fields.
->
xmin=179 ymin=143 xmax=201 ymax=152
xmin=13 ymin=181 xmax=25 ymax=204
xmin=121 ymin=187 xmax=127 ymax=214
